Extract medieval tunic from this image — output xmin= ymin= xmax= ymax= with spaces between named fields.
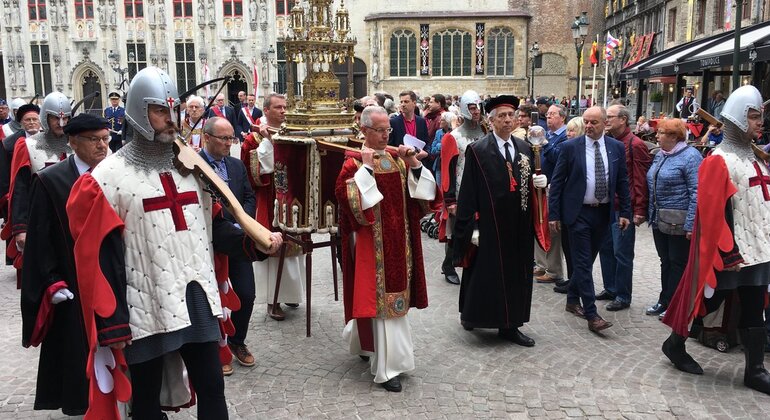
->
xmin=453 ymin=134 xmax=537 ymax=329
xmin=21 ymin=155 xmax=89 ymax=415
xmin=664 ymin=149 xmax=770 ymax=337
xmin=241 ymin=131 xmax=305 ymax=305
xmin=439 ymin=125 xmax=485 ymax=239
xmin=335 ymin=150 xmax=436 ymax=383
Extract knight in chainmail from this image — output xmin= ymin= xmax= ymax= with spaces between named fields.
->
xmin=3 ymin=92 xmax=72 ymax=261
xmin=661 ymin=85 xmax=770 ymax=396
xmin=65 ymin=67 xmax=283 ymax=419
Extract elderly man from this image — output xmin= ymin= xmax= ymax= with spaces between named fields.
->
xmin=241 ymin=93 xmax=305 ymax=320
xmin=0 ymin=104 xmax=40 ymax=220
xmin=66 ymin=67 xmax=282 ymax=418
xmin=596 ymin=104 xmax=651 ymax=311
xmin=336 ymin=105 xmax=437 ymax=392
xmin=548 ymin=106 xmax=631 ymax=333
xmin=199 ymin=117 xmax=257 ymax=376
xmin=181 ymin=95 xmax=207 ymax=151
xmin=206 ymin=93 xmax=239 ymax=139
xmin=20 ymin=113 xmax=110 ymax=416
xmin=453 ymin=96 xmax=548 ymax=346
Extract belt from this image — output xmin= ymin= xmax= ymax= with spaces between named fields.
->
xmin=583 ymin=203 xmax=609 ymax=208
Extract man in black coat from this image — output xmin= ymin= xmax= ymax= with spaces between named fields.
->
xmin=199 ymin=116 xmax=257 ymax=376
xmin=206 ymin=93 xmax=240 ymax=140
xmin=21 ymin=113 xmax=110 ymax=416
xmin=388 ymin=90 xmax=430 ymax=150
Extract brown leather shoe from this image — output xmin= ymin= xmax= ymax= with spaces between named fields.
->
xmin=229 ymin=343 xmax=256 ymax=367
xmin=535 ymin=274 xmax=557 ymax=283
xmin=588 ymin=316 xmax=613 ymax=333
xmin=267 ymin=303 xmax=285 ymax=321
xmin=565 ymin=303 xmax=585 ymax=318
xmin=533 ymin=267 xmax=546 ymax=276
xmin=222 ymin=363 xmax=234 ymax=376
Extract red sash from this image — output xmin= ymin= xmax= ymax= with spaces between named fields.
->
xmin=241 ymin=107 xmax=256 ymax=126
xmin=211 ymin=107 xmax=225 ymax=118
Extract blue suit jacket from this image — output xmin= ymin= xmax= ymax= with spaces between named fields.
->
xmin=387 ymin=114 xmax=429 ymax=148
xmin=198 ymin=151 xmax=256 ymax=221
xmin=540 ymin=128 xmax=568 ymax=180
xmin=547 ymin=135 xmax=631 ymax=226
xmin=236 ymin=106 xmax=263 ymax=136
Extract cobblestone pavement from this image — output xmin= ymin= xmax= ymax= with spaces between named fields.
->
xmin=1 ymin=227 xmax=769 ymax=419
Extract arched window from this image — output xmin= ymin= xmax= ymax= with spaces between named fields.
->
xmin=431 ymin=29 xmax=472 ymax=77
xmin=487 ymin=27 xmax=514 ymax=76
xmin=390 ymin=30 xmax=417 ymax=77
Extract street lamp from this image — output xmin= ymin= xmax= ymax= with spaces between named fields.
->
xmin=529 ymin=41 xmax=540 ymax=99
xmin=571 ymin=11 xmax=589 ymax=115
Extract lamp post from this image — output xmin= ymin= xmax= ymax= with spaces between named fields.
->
xmin=529 ymin=41 xmax=540 ymax=99
xmin=571 ymin=11 xmax=589 ymax=115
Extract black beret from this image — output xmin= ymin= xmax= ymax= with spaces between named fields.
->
xmin=16 ymin=104 xmax=40 ymax=122
xmin=535 ymin=97 xmax=549 ymax=105
xmin=108 ymin=91 xmax=121 ymax=99
xmin=63 ymin=113 xmax=109 ymax=136
xmin=484 ymin=95 xmax=520 ymax=113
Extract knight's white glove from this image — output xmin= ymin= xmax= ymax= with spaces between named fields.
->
xmin=471 ymin=229 xmax=480 ymax=246
xmin=533 ymin=174 xmax=548 ymax=189
xmin=51 ymin=288 xmax=75 ymax=304
xmin=93 ymin=346 xmax=116 ymax=394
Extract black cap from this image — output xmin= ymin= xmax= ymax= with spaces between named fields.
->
xmin=484 ymin=95 xmax=520 ymax=113
xmin=535 ymin=97 xmax=549 ymax=105
xmin=63 ymin=113 xmax=109 ymax=136
xmin=16 ymin=104 xmax=40 ymax=122
xmin=108 ymin=91 xmax=121 ymax=99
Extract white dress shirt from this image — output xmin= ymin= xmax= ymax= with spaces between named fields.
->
xmin=494 ymin=131 xmax=516 ymax=162
xmin=583 ymin=135 xmax=609 ymax=205
xmin=73 ymin=154 xmax=91 ymax=175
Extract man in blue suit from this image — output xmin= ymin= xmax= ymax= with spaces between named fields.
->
xmin=388 ymin=90 xmax=430 ymax=150
xmin=103 ymin=92 xmax=125 ymax=152
xmin=548 ymin=106 xmax=631 ymax=333
xmin=200 ymin=116 xmax=257 ymax=376
xmin=236 ymin=93 xmax=263 ymax=139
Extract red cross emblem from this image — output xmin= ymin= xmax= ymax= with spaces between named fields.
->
xmin=58 ymin=111 xmax=64 ymax=118
xmin=142 ymin=172 xmax=200 ymax=231
xmin=749 ymin=162 xmax=770 ymax=201
xmin=166 ymin=97 xmax=176 ymax=109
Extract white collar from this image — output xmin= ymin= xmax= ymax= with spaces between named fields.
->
xmin=73 ymin=154 xmax=91 ymax=175
xmin=493 ymin=131 xmax=513 ymax=148
xmin=586 ymin=134 xmax=605 ymax=144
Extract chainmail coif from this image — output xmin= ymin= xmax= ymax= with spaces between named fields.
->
xmin=116 ymin=132 xmax=176 ymax=174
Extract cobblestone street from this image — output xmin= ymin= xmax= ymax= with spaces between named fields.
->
xmin=1 ymin=227 xmax=769 ymax=419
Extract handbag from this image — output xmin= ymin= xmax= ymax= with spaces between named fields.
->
xmin=652 ymin=153 xmax=688 ymax=236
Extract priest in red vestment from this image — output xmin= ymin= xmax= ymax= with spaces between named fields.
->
xmin=335 ymin=106 xmax=437 ymax=392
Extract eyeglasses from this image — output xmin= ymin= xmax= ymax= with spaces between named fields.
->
xmin=365 ymin=126 xmax=393 ymax=134
xmin=76 ymin=135 xmax=111 ymax=143
xmin=208 ymin=133 xmax=237 ymax=143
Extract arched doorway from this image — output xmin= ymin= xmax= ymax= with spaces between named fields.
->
xmin=81 ymin=70 xmax=103 ymax=115
xmin=333 ymin=57 xmax=367 ymax=100
xmin=226 ymin=70 xmax=248 ymax=107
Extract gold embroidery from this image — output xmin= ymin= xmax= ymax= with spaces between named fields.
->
xmin=346 ymin=179 xmax=371 ymax=226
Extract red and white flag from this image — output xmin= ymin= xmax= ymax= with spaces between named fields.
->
xmin=252 ymin=60 xmax=260 ymax=99
xmin=605 ymin=32 xmax=620 ymax=61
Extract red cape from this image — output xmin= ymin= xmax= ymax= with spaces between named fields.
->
xmin=1 ymin=137 xmax=31 ymax=274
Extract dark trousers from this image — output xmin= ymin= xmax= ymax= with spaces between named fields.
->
xmin=599 ymin=212 xmax=636 ymax=303
xmin=228 ymin=259 xmax=255 ymax=346
xmin=442 ymin=242 xmax=456 ymax=276
xmin=705 ymin=286 xmax=766 ymax=329
xmin=652 ymin=228 xmax=690 ymax=307
xmin=129 ymin=341 xmax=228 ymax=420
xmin=566 ymin=205 xmax=610 ymax=320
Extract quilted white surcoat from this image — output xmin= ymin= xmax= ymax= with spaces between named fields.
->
xmin=712 ymin=149 xmax=770 ymax=266
xmin=90 ymin=154 xmax=222 ymax=341
xmin=25 ymin=135 xmax=71 ymax=173
xmin=448 ymin=128 xmax=482 ymax=196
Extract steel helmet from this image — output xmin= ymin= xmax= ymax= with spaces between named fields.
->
xmin=39 ymin=92 xmax=72 ymax=132
xmin=9 ymin=98 xmax=25 ymax=121
xmin=721 ymin=85 xmax=763 ymax=132
xmin=125 ymin=67 xmax=179 ymax=141
xmin=459 ymin=90 xmax=482 ymax=120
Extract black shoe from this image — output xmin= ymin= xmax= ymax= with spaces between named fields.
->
xmin=381 ymin=376 xmax=402 ymax=392
xmin=555 ymin=278 xmax=570 ymax=287
xmin=596 ymin=290 xmax=615 ymax=301
xmin=605 ymin=299 xmax=630 ymax=311
xmin=646 ymin=303 xmax=666 ymax=315
xmin=285 ymin=303 xmax=300 ymax=308
xmin=359 ymin=355 xmax=370 ymax=362
xmin=461 ymin=321 xmax=474 ymax=331
xmin=739 ymin=328 xmax=770 ymax=395
xmin=445 ymin=273 xmax=460 ymax=284
xmin=498 ymin=328 xmax=535 ymax=347
xmin=553 ymin=282 xmax=569 ymax=294
xmin=662 ymin=333 xmax=703 ymax=375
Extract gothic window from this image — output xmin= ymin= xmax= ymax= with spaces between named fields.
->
xmin=715 ymin=0 xmax=725 ymax=29
xmin=276 ymin=0 xmax=296 ymax=15
xmin=74 ymin=0 xmax=95 ymax=19
xmin=389 ymin=29 xmax=417 ymax=77
xmin=28 ymin=0 xmax=47 ymax=21
xmin=487 ymin=27 xmax=514 ymax=76
xmin=31 ymin=44 xmax=53 ymax=95
xmin=124 ymin=0 xmax=144 ymax=18
xmin=223 ymin=0 xmax=243 ymax=16
xmin=173 ymin=0 xmax=193 ymax=17
xmin=431 ymin=28 xmax=472 ymax=77
xmin=175 ymin=42 xmax=196 ymax=92
xmin=127 ymin=43 xmax=147 ymax=79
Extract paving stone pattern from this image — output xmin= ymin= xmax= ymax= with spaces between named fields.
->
xmin=1 ymin=228 xmax=769 ymax=418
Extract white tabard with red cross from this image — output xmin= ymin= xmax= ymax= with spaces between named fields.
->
xmin=713 ymin=149 xmax=770 ymax=266
xmin=25 ymin=132 xmax=72 ymax=173
xmin=90 ymin=153 xmax=222 ymax=341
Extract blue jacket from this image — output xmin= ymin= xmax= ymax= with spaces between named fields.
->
xmin=646 ymin=145 xmax=702 ymax=232
xmin=540 ymin=126 xmax=568 ymax=179
xmin=548 ymin=135 xmax=631 ymax=226
xmin=388 ymin=114 xmax=429 ymax=148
